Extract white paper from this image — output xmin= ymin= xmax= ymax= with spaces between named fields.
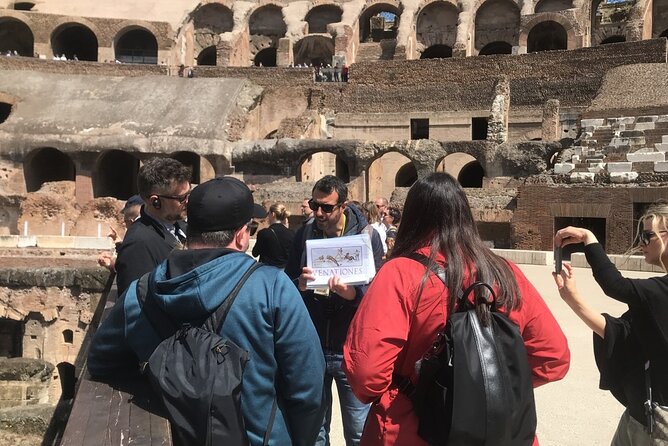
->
xmin=305 ymin=233 xmax=376 ymax=289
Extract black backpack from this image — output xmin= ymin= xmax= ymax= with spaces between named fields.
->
xmin=397 ymin=253 xmax=537 ymax=446
xmin=136 ymin=262 xmax=277 ymax=446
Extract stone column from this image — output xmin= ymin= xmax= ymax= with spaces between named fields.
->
xmin=72 ymin=152 xmax=97 ymax=207
xmin=454 ymin=8 xmax=472 ymax=58
xmin=487 ymin=76 xmax=510 ymax=144
xmin=542 ymin=99 xmax=560 ymax=142
xmin=276 ymin=37 xmax=293 ymax=67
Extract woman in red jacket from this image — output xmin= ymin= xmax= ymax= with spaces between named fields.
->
xmin=343 ymin=172 xmax=570 ymax=446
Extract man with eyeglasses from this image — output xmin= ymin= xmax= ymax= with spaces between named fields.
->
xmin=115 ymin=157 xmax=191 ymax=296
xmin=285 ymin=175 xmax=383 ymax=446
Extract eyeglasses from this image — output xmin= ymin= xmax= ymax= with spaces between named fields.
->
xmin=639 ymin=230 xmax=668 ymax=246
xmin=157 ymin=191 xmax=190 ymax=204
xmin=308 ymin=199 xmax=340 ymax=214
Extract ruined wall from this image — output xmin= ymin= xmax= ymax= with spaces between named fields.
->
xmin=512 ymin=183 xmax=668 ymax=253
xmin=0 ymin=56 xmax=168 ymax=76
xmin=194 ymin=66 xmax=314 ymax=86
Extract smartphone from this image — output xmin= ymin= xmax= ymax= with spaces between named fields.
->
xmin=554 ymin=246 xmax=562 ymax=274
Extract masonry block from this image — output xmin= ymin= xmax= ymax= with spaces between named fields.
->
xmin=570 ymin=172 xmax=595 ymax=183
xmin=0 ymin=235 xmax=19 ymax=247
xmin=627 ymin=151 xmax=665 ymax=162
xmin=587 ymin=163 xmax=605 ymax=173
xmin=73 ymin=237 xmax=113 ymax=250
xmin=554 ymin=163 xmax=575 ymax=174
xmin=636 ymin=116 xmax=659 ymax=123
xmin=655 ymin=143 xmax=668 ymax=152
xmin=36 ymin=236 xmax=76 ymax=249
xmin=610 ymin=172 xmax=638 ymax=183
xmin=633 ymin=122 xmax=656 ymax=131
xmin=580 ymin=119 xmax=605 ymax=128
xmin=17 ymin=236 xmax=37 ymax=248
xmin=607 ymin=162 xmax=632 ymax=172
xmin=663 ymin=135 xmax=668 ymax=144
xmin=654 ymin=161 xmax=668 ymax=172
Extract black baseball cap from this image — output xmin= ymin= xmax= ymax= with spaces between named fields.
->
xmin=187 ymin=177 xmax=255 ymax=232
xmin=123 ymin=194 xmax=143 ymax=211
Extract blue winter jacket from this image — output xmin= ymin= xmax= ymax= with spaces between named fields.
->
xmin=88 ymin=248 xmax=325 ymax=446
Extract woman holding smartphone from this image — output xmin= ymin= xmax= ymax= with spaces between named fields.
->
xmin=554 ymin=202 xmax=668 ymax=444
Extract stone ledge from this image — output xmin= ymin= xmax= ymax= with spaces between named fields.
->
xmin=570 ymin=252 xmax=664 ymax=272
xmin=1 ymin=236 xmax=112 ymax=250
xmin=0 ymin=268 xmax=111 ymax=290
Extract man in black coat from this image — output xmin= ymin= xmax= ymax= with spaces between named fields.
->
xmin=114 ymin=157 xmax=191 ymax=296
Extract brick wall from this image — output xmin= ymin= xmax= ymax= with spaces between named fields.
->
xmin=194 ymin=66 xmax=315 ymax=86
xmin=513 ymin=184 xmax=668 ymax=254
xmin=0 ymin=56 xmax=167 ymax=76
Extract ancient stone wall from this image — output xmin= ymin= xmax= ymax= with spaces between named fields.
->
xmin=193 ymin=66 xmax=314 ymax=86
xmin=0 ymin=55 xmax=167 ymax=76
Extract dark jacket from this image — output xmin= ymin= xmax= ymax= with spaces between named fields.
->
xmin=586 ymin=243 xmax=668 ymax=425
xmin=252 ymin=223 xmax=295 ymax=268
xmin=285 ymin=205 xmax=384 ymax=353
xmin=115 ymin=206 xmax=184 ymax=296
xmin=88 ymin=249 xmax=325 ymax=446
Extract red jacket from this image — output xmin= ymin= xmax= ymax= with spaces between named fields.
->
xmin=343 ymin=253 xmax=570 ymax=446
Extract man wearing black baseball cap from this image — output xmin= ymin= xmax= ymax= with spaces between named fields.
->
xmin=89 ymin=177 xmax=325 ymax=446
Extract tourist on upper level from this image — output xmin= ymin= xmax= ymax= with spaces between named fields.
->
xmin=285 ymin=175 xmax=384 ymax=446
xmin=89 ymin=177 xmax=325 ymax=446
xmin=344 ymin=172 xmax=570 ymax=446
xmin=114 ymin=158 xmax=191 ymax=296
xmin=553 ymin=204 xmax=668 ymax=444
xmin=252 ymin=203 xmax=295 ymax=269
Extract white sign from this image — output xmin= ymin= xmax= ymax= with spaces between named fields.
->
xmin=305 ymin=233 xmax=376 ymax=289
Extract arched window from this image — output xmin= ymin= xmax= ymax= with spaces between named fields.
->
xmin=527 ymin=21 xmax=567 ymax=52
xmin=254 ymin=47 xmax=277 ymax=66
xmin=293 ymin=35 xmax=334 ymax=66
xmin=249 ymin=5 xmax=286 ymax=37
xmin=305 ymin=5 xmax=343 ymax=34
xmin=359 ymin=3 xmax=401 ymax=42
xmin=115 ymin=28 xmax=158 ymax=64
xmin=193 ymin=3 xmax=233 ymax=34
xmin=420 ymin=45 xmax=453 ymax=59
xmin=197 ymin=46 xmax=217 ymax=66
xmin=0 ymin=17 xmax=34 ymax=56
xmin=93 ymin=150 xmax=139 ymax=199
xmin=475 ymin=0 xmax=520 ymax=53
xmin=62 ymin=329 xmax=73 ymax=344
xmin=417 ymin=2 xmax=458 ymax=50
xmin=51 ymin=23 xmax=98 ymax=61
xmin=479 ymin=41 xmax=513 ymax=55
xmin=24 ymin=148 xmax=75 ymax=192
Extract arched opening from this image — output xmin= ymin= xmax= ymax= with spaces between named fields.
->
xmin=14 ymin=3 xmax=35 ymax=11
xmin=0 ymin=17 xmax=34 ymax=56
xmin=475 ymin=0 xmax=520 ymax=53
xmin=527 ymin=21 xmax=567 ymax=52
xmin=600 ymin=35 xmax=625 ymax=44
xmin=305 ymin=5 xmax=343 ymax=34
xmin=534 ymin=0 xmax=573 ymax=13
xmin=193 ymin=3 xmax=233 ymax=34
xmin=654 ymin=0 xmax=668 ymax=38
xmin=56 ymin=362 xmax=76 ymax=399
xmin=417 ymin=2 xmax=458 ymax=52
xmin=51 ymin=23 xmax=98 ymax=61
xmin=62 ymin=329 xmax=73 ymax=344
xmin=368 ymin=152 xmax=413 ymax=199
xmin=479 ymin=41 xmax=513 ymax=55
xmin=420 ymin=45 xmax=453 ymax=59
xmin=592 ymin=0 xmax=631 ymax=45
xmin=114 ymin=27 xmax=158 ymax=64
xmin=436 ymin=152 xmax=484 ymax=188
xmin=254 ymin=47 xmax=277 ymax=66
xmin=359 ymin=4 xmax=401 ymax=42
xmin=24 ymin=148 xmax=75 ymax=193
xmin=299 ymin=152 xmax=349 ymax=183
xmin=0 ymin=318 xmax=22 ymax=357
xmin=93 ymin=150 xmax=139 ymax=199
xmin=197 ymin=45 xmax=217 ymax=66
xmin=293 ymin=35 xmax=334 ymax=66
xmin=395 ymin=163 xmax=417 ymax=187
xmin=0 ymin=102 xmax=12 ymax=124
xmin=249 ymin=5 xmax=286 ymax=67
xmin=171 ymin=151 xmax=201 ymax=184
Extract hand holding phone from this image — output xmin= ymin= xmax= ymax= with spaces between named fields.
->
xmin=554 ymin=246 xmax=562 ymax=274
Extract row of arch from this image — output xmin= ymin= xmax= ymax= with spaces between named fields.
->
xmin=22 ymin=148 xmax=488 ymax=203
xmin=0 ymin=17 xmax=159 ymax=63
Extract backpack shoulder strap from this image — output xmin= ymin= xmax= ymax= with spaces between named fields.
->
xmin=136 ymin=272 xmax=178 ymax=340
xmin=206 ymin=261 xmax=263 ymax=333
xmin=402 ymin=252 xmax=446 ymax=284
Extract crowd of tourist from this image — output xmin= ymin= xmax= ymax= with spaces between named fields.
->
xmin=86 ymin=157 xmax=667 ymax=446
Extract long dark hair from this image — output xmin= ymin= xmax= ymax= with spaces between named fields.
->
xmin=391 ymin=172 xmax=521 ymax=322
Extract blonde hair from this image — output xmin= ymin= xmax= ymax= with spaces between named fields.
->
xmin=363 ymin=201 xmax=380 ymax=224
xmin=270 ymin=203 xmax=290 ymax=221
xmin=632 ymin=200 xmax=668 ymax=272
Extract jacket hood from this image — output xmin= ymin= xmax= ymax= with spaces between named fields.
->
xmin=343 ymin=204 xmax=368 ymax=235
xmin=145 ymin=248 xmax=257 ymax=321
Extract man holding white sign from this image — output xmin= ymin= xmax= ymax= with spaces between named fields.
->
xmin=286 ymin=175 xmax=383 ymax=446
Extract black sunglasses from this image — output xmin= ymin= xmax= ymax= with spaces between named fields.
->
xmin=308 ymin=199 xmax=340 ymax=214
xmin=639 ymin=230 xmax=668 ymax=246
xmin=157 ymin=192 xmax=190 ymax=204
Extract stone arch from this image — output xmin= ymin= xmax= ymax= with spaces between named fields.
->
xmin=0 ymin=16 xmax=34 ymax=56
xmin=479 ymin=41 xmax=512 ymax=55
xmin=527 ymin=20 xmax=568 ymax=52
xmin=534 ymin=0 xmax=573 ymax=13
xmin=0 ymin=317 xmax=22 ymax=357
xmin=474 ymin=0 xmax=520 ymax=53
xmin=93 ymin=150 xmax=139 ymax=199
xmin=653 ymin=0 xmax=668 ymax=38
xmin=171 ymin=151 xmax=215 ymax=185
xmin=298 ymin=151 xmax=350 ymax=183
xmin=293 ymin=35 xmax=335 ymax=66
xmin=51 ymin=22 xmax=98 ymax=61
xmin=395 ymin=162 xmax=418 ymax=187
xmin=591 ymin=0 xmax=630 ymax=46
xmin=114 ymin=26 xmax=158 ymax=64
xmin=420 ymin=44 xmax=453 ymax=58
xmin=436 ymin=152 xmax=485 ymax=187
xmin=600 ymin=35 xmax=625 ymax=44
xmin=520 ymin=14 xmax=576 ymax=50
xmin=23 ymin=148 xmax=75 ymax=193
xmin=305 ymin=4 xmax=343 ymax=34
xmin=197 ymin=45 xmax=217 ymax=65
xmin=367 ymin=152 xmax=415 ymax=199
xmin=62 ymin=329 xmax=73 ymax=344
xmin=254 ymin=47 xmax=277 ymax=66
xmin=416 ymin=1 xmax=458 ymax=52
xmin=191 ymin=3 xmax=233 ymax=54
xmin=249 ymin=4 xmax=286 ymax=66
xmin=359 ymin=2 xmax=402 ymax=43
